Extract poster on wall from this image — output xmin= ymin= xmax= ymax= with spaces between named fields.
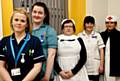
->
xmin=0 ymin=0 xmax=3 ymax=40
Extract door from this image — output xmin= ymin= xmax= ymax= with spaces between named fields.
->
xmin=13 ymin=0 xmax=68 ymax=34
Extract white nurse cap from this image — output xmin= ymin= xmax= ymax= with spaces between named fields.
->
xmin=105 ymin=15 xmax=117 ymax=22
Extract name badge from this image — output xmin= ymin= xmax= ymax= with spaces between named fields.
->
xmin=11 ymin=68 xmax=21 ymax=76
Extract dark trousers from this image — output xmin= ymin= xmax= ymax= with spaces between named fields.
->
xmin=50 ymin=79 xmax=54 ymax=81
xmin=88 ymin=75 xmax=100 ymax=81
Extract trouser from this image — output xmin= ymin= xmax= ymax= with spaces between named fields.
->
xmin=88 ymin=75 xmax=99 ymax=81
xmin=50 ymin=79 xmax=54 ymax=81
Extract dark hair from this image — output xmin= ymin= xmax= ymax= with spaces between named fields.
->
xmin=10 ymin=8 xmax=31 ymax=33
xmin=61 ymin=20 xmax=76 ymax=32
xmin=32 ymin=2 xmax=49 ymax=24
xmin=83 ymin=16 xmax=95 ymax=28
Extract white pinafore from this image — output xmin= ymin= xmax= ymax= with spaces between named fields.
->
xmin=55 ymin=34 xmax=89 ymax=81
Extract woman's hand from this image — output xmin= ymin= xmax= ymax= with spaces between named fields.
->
xmin=59 ymin=70 xmax=69 ymax=79
xmin=64 ymin=70 xmax=74 ymax=79
xmin=99 ymin=63 xmax=104 ymax=74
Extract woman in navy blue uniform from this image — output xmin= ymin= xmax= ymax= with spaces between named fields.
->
xmin=0 ymin=8 xmax=45 ymax=81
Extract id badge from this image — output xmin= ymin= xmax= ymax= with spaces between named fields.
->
xmin=11 ymin=68 xmax=21 ymax=76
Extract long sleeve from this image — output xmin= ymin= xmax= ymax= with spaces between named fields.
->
xmin=71 ymin=37 xmax=87 ymax=75
xmin=54 ymin=53 xmax=62 ymax=74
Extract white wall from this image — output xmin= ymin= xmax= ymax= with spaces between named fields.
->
xmin=0 ymin=0 xmax=3 ymax=40
xmin=86 ymin=0 xmax=120 ymax=32
xmin=108 ymin=0 xmax=120 ymax=30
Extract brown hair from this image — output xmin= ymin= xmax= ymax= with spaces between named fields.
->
xmin=32 ymin=2 xmax=50 ymax=25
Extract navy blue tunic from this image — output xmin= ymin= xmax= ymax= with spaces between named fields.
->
xmin=0 ymin=33 xmax=45 ymax=81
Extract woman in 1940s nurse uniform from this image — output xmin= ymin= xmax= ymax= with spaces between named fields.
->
xmin=101 ymin=15 xmax=120 ymax=81
xmin=54 ymin=19 xmax=89 ymax=81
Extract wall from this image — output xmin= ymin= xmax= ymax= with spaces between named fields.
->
xmin=86 ymin=0 xmax=120 ymax=32
xmin=108 ymin=0 xmax=120 ymax=30
xmin=68 ymin=0 xmax=86 ymax=34
xmin=1 ymin=0 xmax=120 ymax=35
xmin=86 ymin=0 xmax=108 ymax=32
xmin=0 ymin=0 xmax=3 ymax=40
xmin=1 ymin=0 xmax=13 ymax=37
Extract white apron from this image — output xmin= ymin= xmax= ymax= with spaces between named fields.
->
xmin=54 ymin=35 xmax=89 ymax=81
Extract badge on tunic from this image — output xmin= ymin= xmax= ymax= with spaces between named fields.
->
xmin=21 ymin=53 xmax=25 ymax=63
xmin=11 ymin=68 xmax=21 ymax=76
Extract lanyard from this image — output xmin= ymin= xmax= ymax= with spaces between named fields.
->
xmin=10 ymin=33 xmax=29 ymax=67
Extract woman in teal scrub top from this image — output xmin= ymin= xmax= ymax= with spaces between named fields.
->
xmin=32 ymin=2 xmax=57 ymax=81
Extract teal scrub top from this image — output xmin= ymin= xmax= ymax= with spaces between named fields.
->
xmin=32 ymin=24 xmax=57 ymax=79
